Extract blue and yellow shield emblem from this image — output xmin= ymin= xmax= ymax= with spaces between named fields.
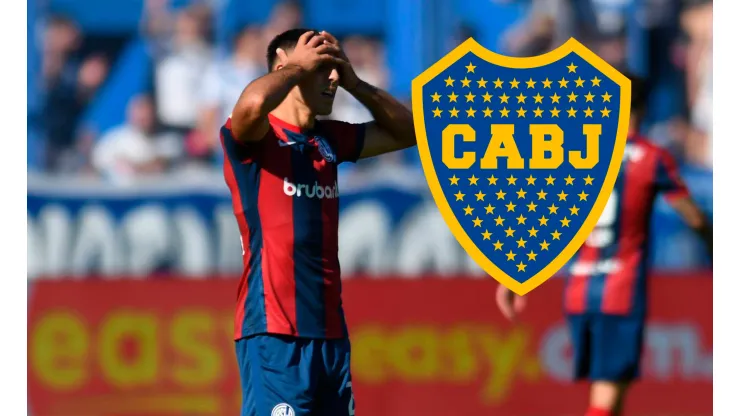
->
xmin=412 ymin=38 xmax=630 ymax=295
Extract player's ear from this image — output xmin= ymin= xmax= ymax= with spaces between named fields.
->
xmin=275 ymin=48 xmax=289 ymax=71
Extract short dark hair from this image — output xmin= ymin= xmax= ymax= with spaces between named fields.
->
xmin=266 ymin=28 xmax=317 ymax=72
xmin=625 ymin=71 xmax=648 ymax=115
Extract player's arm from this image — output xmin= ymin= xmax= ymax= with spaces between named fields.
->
xmin=230 ymin=31 xmax=342 ymax=142
xmin=656 ymin=149 xmax=713 ymax=259
xmin=321 ymin=31 xmax=416 ymax=159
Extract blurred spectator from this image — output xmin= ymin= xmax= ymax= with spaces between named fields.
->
xmin=92 ymin=95 xmax=182 ymax=183
xmin=680 ymin=0 xmax=712 ymax=168
xmin=502 ymin=0 xmax=575 ymax=56
xmin=189 ymin=25 xmax=266 ymax=161
xmin=43 ymin=53 xmax=109 ymax=172
xmin=152 ymin=5 xmax=213 ymax=133
xmin=262 ymin=0 xmax=303 ymax=43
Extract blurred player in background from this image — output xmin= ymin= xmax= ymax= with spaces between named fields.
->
xmin=496 ymin=74 xmax=713 ymax=416
xmin=221 ymin=28 xmax=416 ymax=416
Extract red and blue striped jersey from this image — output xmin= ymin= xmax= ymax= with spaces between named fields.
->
xmin=564 ymin=134 xmax=688 ymax=317
xmin=221 ymin=114 xmax=365 ymax=340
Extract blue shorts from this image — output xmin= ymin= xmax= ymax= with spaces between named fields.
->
xmin=566 ymin=314 xmax=645 ymax=382
xmin=235 ymin=334 xmax=355 ymax=416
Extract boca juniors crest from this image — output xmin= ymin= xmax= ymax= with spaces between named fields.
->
xmin=412 ymin=38 xmax=630 ymax=295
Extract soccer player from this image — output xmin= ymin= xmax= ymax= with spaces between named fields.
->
xmin=220 ymin=28 xmax=415 ymax=416
xmin=495 ymin=74 xmax=712 ymax=416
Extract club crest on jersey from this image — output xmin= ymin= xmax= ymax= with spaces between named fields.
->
xmin=314 ymin=135 xmax=336 ymax=163
xmin=411 ymin=38 xmax=630 ymax=295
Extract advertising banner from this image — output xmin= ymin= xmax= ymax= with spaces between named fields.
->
xmin=28 ymin=274 xmax=712 ymax=416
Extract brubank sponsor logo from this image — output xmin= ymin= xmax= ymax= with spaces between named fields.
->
xmin=283 ymin=178 xmax=339 ymax=199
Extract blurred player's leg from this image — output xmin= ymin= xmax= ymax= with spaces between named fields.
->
xmin=315 ymin=337 xmax=355 ymax=416
xmin=587 ymin=381 xmax=629 ymax=415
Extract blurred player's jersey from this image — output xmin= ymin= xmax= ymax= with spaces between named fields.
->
xmin=564 ymin=134 xmax=688 ymax=317
xmin=221 ymin=114 xmax=365 ymax=340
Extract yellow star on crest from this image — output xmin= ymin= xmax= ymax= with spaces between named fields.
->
xmin=493 ymin=78 xmax=504 ymax=88
xmin=578 ymin=191 xmax=588 ymax=201
xmin=431 ymin=92 xmax=441 ymax=102
xmin=545 ymin=175 xmax=555 ymax=185
xmin=463 ymin=205 xmax=474 ymax=215
xmin=567 ymin=63 xmax=577 ymax=73
xmin=548 ymin=204 xmax=558 ymax=214
xmin=538 ymin=216 xmax=548 ymax=226
xmin=506 ymin=250 xmax=516 ymax=261
xmin=448 ymin=92 xmax=458 ymax=102
xmin=584 ymin=107 xmax=594 ymax=118
xmin=560 ymin=217 xmax=571 ymax=227
xmin=505 ymin=201 xmax=516 ymax=212
xmin=465 ymin=92 xmax=476 ymax=102
xmin=496 ymin=190 xmax=506 ymax=200
xmin=575 ymin=77 xmax=585 ymax=87
xmin=516 ymin=214 xmax=526 ymax=225
xmin=551 ymin=230 xmax=561 ymax=240
xmin=494 ymin=215 xmax=505 ymax=226
xmin=466 ymin=107 xmax=477 ymax=118
xmin=516 ymin=188 xmax=527 ymax=199
xmin=564 ymin=175 xmax=575 ymax=185
xmin=550 ymin=93 xmax=561 ymax=104
xmin=527 ymin=202 xmax=537 ymax=212
xmin=485 ymin=204 xmax=495 ymax=214
xmin=468 ymin=175 xmax=479 ymax=185
xmin=475 ymin=191 xmax=486 ymax=201
xmin=526 ymin=78 xmax=537 ymax=88
xmin=550 ymin=108 xmax=561 ymax=118
xmin=461 ymin=77 xmax=472 ymax=87
xmin=567 ymin=107 xmax=577 ymax=118
xmin=488 ymin=175 xmax=498 ymax=185
xmin=557 ymin=191 xmax=568 ymax=201
xmin=591 ymin=76 xmax=601 ymax=87
xmin=528 ymin=227 xmax=538 ymax=237
xmin=516 ymin=93 xmax=526 ymax=103
xmin=483 ymin=107 xmax=493 ymax=118
xmin=516 ymin=107 xmax=527 ymax=118
xmin=527 ymin=251 xmax=537 ymax=261
xmin=569 ymin=205 xmax=580 ymax=216
xmin=533 ymin=107 xmax=544 ymax=118
xmin=482 ymin=92 xmax=493 ymax=102
xmin=584 ymin=175 xmax=594 ymax=185
xmin=432 ymin=107 xmax=442 ymax=118
xmin=537 ymin=189 xmax=547 ymax=200
xmin=540 ymin=240 xmax=550 ymax=251
xmin=585 ymin=92 xmax=595 ymax=102
xmin=509 ymin=78 xmax=520 ymax=88
xmin=534 ymin=93 xmax=544 ymax=103
xmin=477 ymin=77 xmax=488 ymax=88
xmin=568 ymin=92 xmax=578 ymax=102
xmin=449 ymin=108 xmax=459 ymax=118
xmin=449 ymin=175 xmax=460 ymax=185
xmin=454 ymin=191 xmax=464 ymax=201
xmin=499 ymin=108 xmax=510 ymax=117
xmin=558 ymin=77 xmax=569 ymax=88
xmin=601 ymin=107 xmax=611 ymax=118
xmin=499 ymin=93 xmax=510 ymax=104
xmin=542 ymin=78 xmax=552 ymax=88
xmin=526 ymin=175 xmax=536 ymax=185
xmin=473 ymin=217 xmax=483 ymax=227
xmin=444 ymin=76 xmax=455 ymax=86
xmin=507 ymin=175 xmax=517 ymax=185
xmin=517 ymin=262 xmax=527 ymax=272
xmin=602 ymin=92 xmax=612 ymax=102
xmin=505 ymin=227 xmax=515 ymax=237
xmin=482 ymin=230 xmax=492 ymax=240
xmin=466 ymin=62 xmax=476 ymax=73
xmin=516 ymin=237 xmax=527 ymax=248
xmin=493 ymin=240 xmax=503 ymax=250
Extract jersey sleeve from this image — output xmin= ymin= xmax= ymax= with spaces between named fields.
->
xmin=322 ymin=120 xmax=366 ymax=164
xmin=654 ymin=148 xmax=689 ymax=201
xmin=220 ymin=118 xmax=264 ymax=164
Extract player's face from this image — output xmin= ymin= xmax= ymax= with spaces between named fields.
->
xmin=300 ymin=64 xmax=339 ymax=116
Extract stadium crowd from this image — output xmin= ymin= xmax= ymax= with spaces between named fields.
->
xmin=30 ymin=0 xmax=712 ymax=186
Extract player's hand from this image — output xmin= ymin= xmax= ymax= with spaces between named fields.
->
xmin=318 ymin=31 xmax=361 ymax=91
xmin=495 ymin=283 xmax=527 ymax=321
xmin=277 ymin=31 xmax=344 ymax=73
